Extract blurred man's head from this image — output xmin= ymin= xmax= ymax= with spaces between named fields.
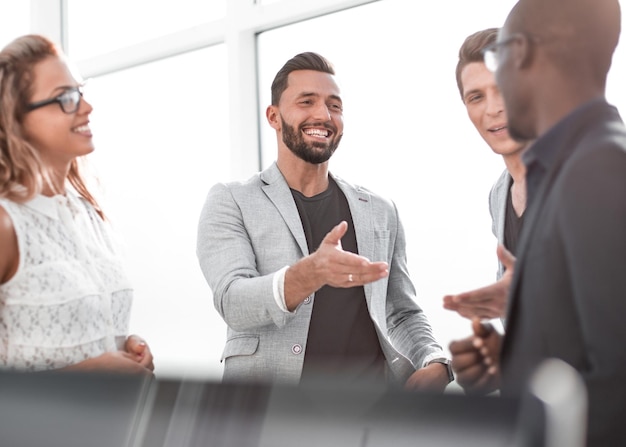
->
xmin=494 ymin=0 xmax=621 ymax=141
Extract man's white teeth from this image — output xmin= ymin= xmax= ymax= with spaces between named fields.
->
xmin=73 ymin=124 xmax=89 ymax=133
xmin=492 ymin=126 xmax=506 ymax=132
xmin=304 ymin=129 xmax=329 ymax=137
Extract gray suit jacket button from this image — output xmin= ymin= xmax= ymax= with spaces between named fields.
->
xmin=291 ymin=344 xmax=302 ymax=355
xmin=303 ymin=296 xmax=312 ymax=304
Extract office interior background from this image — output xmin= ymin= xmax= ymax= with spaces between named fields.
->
xmin=3 ymin=0 xmax=625 ymax=380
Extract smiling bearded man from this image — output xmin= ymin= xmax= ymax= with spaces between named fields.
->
xmin=280 ymin=115 xmax=341 ymax=164
xmin=196 ymin=51 xmax=453 ymax=390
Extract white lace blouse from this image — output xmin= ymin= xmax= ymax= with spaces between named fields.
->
xmin=0 ymin=190 xmax=133 ymax=371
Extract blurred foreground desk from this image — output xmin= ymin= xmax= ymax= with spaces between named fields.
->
xmin=0 ymin=371 xmax=543 ymax=447
xmin=0 ymin=370 xmax=152 ymax=447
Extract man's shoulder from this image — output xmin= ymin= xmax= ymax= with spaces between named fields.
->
xmin=210 ymin=169 xmax=267 ymax=191
xmin=489 ymin=169 xmax=511 ymax=202
xmin=492 ymin=169 xmax=511 ymax=190
xmin=331 ymin=173 xmax=395 ymax=207
xmin=566 ymin=101 xmax=626 ymax=155
xmin=206 ymin=172 xmax=266 ymax=207
xmin=562 ymin=108 xmax=626 ymax=176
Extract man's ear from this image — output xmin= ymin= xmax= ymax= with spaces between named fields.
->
xmin=266 ymin=105 xmax=281 ymax=131
xmin=515 ymin=34 xmax=535 ymax=70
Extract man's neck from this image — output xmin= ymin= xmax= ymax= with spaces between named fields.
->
xmin=502 ymin=151 xmax=527 ymax=217
xmin=277 ymin=156 xmax=330 ymax=198
xmin=502 ymin=151 xmax=526 ymax=186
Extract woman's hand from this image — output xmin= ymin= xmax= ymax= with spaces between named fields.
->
xmin=124 ymin=334 xmax=155 ymax=371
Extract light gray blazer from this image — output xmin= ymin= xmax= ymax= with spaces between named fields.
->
xmin=488 ymin=169 xmax=512 ymax=280
xmin=196 ymin=162 xmax=445 ymax=385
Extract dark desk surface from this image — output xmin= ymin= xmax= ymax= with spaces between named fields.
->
xmin=0 ymin=371 xmax=542 ymax=447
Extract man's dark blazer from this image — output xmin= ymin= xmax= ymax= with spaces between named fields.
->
xmin=500 ymin=99 xmax=626 ymax=446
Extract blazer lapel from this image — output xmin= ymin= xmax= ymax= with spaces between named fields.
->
xmin=505 ymin=100 xmax=615 ymax=339
xmin=341 ymin=184 xmax=375 ymax=261
xmin=496 ymin=174 xmax=512 ymax=245
xmin=505 ymin=174 xmax=549 ymax=323
xmin=504 ymin=132 xmax=583 ymax=349
xmin=260 ymin=163 xmax=309 ymax=256
xmin=333 ymin=175 xmax=387 ymax=331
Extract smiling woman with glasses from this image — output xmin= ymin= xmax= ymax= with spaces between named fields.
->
xmin=0 ymin=34 xmax=155 ymax=375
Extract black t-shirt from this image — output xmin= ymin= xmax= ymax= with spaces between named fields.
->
xmin=290 ymin=177 xmax=386 ymax=383
xmin=504 ymin=185 xmax=525 ymax=257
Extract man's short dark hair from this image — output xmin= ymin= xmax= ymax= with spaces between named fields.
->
xmin=455 ymin=28 xmax=499 ymax=99
xmin=271 ymin=52 xmax=335 ymax=105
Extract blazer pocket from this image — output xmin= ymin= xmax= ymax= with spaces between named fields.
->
xmin=374 ymin=229 xmax=390 ymax=240
xmin=374 ymin=229 xmax=391 ymax=259
xmin=221 ymin=335 xmax=259 ymax=361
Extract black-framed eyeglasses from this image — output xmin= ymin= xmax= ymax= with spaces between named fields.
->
xmin=482 ymin=35 xmax=520 ymax=72
xmin=26 ymin=85 xmax=84 ymax=114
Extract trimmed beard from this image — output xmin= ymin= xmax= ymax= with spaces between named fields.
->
xmin=281 ymin=116 xmax=342 ymax=164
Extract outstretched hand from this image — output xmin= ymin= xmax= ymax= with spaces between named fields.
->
xmin=284 ymin=221 xmax=388 ymax=310
xmin=314 ymin=221 xmax=389 ymax=288
xmin=443 ymin=245 xmax=516 ymax=319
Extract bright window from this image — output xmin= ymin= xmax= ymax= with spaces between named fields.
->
xmin=0 ymin=3 xmax=30 ymax=48
xmin=66 ymin=0 xmax=226 ymax=60
xmin=84 ymin=45 xmax=229 ymax=378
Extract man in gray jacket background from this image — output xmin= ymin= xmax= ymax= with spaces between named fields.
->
xmin=443 ymin=27 xmax=528 ymax=322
